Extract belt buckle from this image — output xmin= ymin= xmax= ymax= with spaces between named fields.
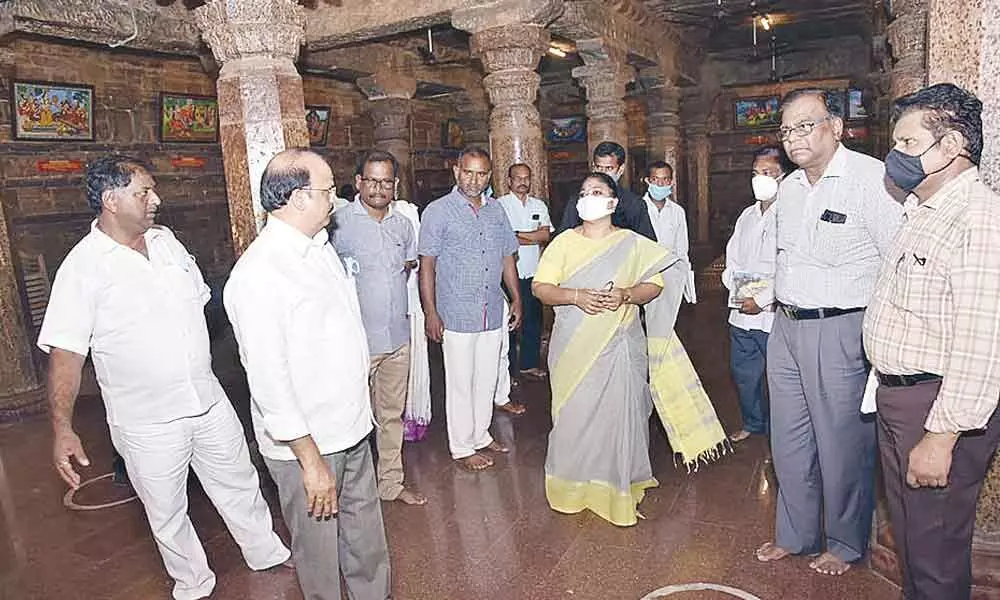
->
xmin=782 ymin=305 xmax=797 ymax=319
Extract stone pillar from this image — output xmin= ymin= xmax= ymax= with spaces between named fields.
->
xmin=194 ymin=0 xmax=309 ymax=257
xmin=573 ymin=39 xmax=636 ymax=188
xmin=690 ymin=125 xmax=711 ymax=244
xmin=0 ymin=200 xmax=44 ymax=422
xmin=357 ymin=73 xmax=417 ymax=202
xmin=886 ymin=0 xmax=928 ymax=99
xmin=645 ymin=72 xmax=683 ymax=201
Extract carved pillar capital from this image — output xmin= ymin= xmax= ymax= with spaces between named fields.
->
xmin=357 ymin=73 xmax=417 ymax=101
xmin=194 ymin=0 xmax=305 ymax=65
xmin=452 ymin=0 xmax=563 ymax=34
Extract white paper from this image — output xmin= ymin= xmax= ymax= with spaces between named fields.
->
xmin=860 ymin=369 xmax=879 ymax=414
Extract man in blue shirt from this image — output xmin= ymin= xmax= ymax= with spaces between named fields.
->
xmin=332 ymin=150 xmax=426 ymax=505
xmin=418 ymin=147 xmax=522 ymax=471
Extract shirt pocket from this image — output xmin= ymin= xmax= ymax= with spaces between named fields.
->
xmin=812 ymin=218 xmax=863 ymax=267
xmin=891 ymin=252 xmax=947 ymax=317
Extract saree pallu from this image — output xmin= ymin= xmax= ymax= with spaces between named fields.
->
xmin=542 ymin=230 xmax=726 ymax=527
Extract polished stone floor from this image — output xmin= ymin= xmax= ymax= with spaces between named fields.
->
xmin=0 ymin=290 xmax=900 ymax=600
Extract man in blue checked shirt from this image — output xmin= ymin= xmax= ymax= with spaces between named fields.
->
xmin=418 ymin=146 xmax=523 ymax=471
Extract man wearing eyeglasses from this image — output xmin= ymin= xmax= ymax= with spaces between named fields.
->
xmin=225 ymin=149 xmax=391 ymax=600
xmin=331 ymin=149 xmax=426 ymax=507
xmin=755 ymin=88 xmax=903 ymax=577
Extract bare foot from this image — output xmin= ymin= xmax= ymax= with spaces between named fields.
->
xmin=729 ymin=430 xmax=752 ymax=443
xmin=484 ymin=440 xmax=510 ymax=454
xmin=498 ymin=402 xmax=526 ymax=415
xmin=456 ymin=453 xmax=494 ymax=471
xmin=394 ymin=487 xmax=428 ymax=505
xmin=809 ymin=552 xmax=851 ymax=576
xmin=755 ymin=541 xmax=792 ymax=562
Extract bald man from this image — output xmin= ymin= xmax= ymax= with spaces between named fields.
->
xmin=225 ymin=149 xmax=391 ymax=600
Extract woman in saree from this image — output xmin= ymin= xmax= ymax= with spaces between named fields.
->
xmin=533 ymin=173 xmax=726 ymax=527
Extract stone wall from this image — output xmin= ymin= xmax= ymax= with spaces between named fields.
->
xmin=1 ymin=36 xmax=462 ymax=303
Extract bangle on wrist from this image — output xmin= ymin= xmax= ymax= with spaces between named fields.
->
xmin=623 ymin=287 xmax=632 ymax=304
xmin=573 ymin=289 xmax=579 ymax=305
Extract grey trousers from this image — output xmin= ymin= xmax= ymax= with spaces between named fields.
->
xmin=265 ymin=438 xmax=391 ymax=600
xmin=766 ymin=310 xmax=876 ymax=562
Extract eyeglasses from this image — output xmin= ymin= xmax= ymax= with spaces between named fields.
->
xmin=299 ymin=184 xmax=336 ymax=195
xmin=360 ymin=177 xmax=396 ymax=190
xmin=778 ymin=116 xmax=833 ymax=142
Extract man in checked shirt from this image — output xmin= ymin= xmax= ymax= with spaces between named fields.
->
xmin=863 ymin=83 xmax=1000 ymax=600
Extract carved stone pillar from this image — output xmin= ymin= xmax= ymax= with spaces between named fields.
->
xmin=357 ymin=73 xmax=417 ymax=202
xmin=886 ymin=0 xmax=928 ymax=99
xmin=452 ymin=0 xmax=556 ymax=200
xmin=644 ymin=70 xmax=683 ymax=203
xmin=573 ymin=39 xmax=635 ymax=188
xmin=194 ymin=0 xmax=309 ymax=257
xmin=0 ymin=199 xmax=44 ymax=422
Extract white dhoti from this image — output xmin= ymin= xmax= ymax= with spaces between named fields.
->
xmin=442 ymin=328 xmax=504 ymax=459
xmin=109 ymin=399 xmax=289 ymax=600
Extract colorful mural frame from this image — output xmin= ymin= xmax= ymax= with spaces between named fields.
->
xmin=847 ymin=88 xmax=868 ymax=120
xmin=733 ymin=96 xmax=781 ymax=129
xmin=305 ymin=105 xmax=331 ymax=146
xmin=159 ymin=92 xmax=219 ymax=143
xmin=11 ymin=80 xmax=95 ymax=142
xmin=547 ymin=116 xmax=587 ymax=144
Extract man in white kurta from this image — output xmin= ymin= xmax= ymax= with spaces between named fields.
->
xmin=40 ymin=155 xmax=289 ymax=600
xmin=642 ymin=161 xmax=697 ymax=304
xmin=224 ymin=148 xmax=390 ymax=600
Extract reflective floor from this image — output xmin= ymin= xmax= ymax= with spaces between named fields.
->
xmin=0 ymin=291 xmax=900 ymax=599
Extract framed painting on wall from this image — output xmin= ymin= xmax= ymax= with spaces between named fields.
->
xmin=441 ymin=119 xmax=464 ymax=150
xmin=305 ymin=105 xmax=331 ymax=146
xmin=847 ymin=89 xmax=868 ymax=119
xmin=547 ymin=116 xmax=587 ymax=143
xmin=11 ymin=80 xmax=95 ymax=141
xmin=733 ymin=96 xmax=780 ymax=129
xmin=159 ymin=93 xmax=219 ymax=143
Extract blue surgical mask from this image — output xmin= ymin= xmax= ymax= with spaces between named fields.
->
xmin=648 ymin=183 xmax=672 ymax=201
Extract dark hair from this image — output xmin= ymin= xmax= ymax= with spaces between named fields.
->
xmin=593 ymin=141 xmax=626 ymax=166
xmin=580 ymin=171 xmax=619 ymax=197
xmin=892 ymin=83 xmax=983 ymax=164
xmin=752 ymin=145 xmax=796 ymax=174
xmin=356 ymin=149 xmax=399 ymax=178
xmin=260 ymin=148 xmax=312 ymax=212
xmin=84 ymin=155 xmax=152 ymax=213
xmin=781 ymin=87 xmax=844 ymax=119
xmin=645 ymin=160 xmax=673 ymax=178
xmin=458 ymin=146 xmax=491 ymax=165
xmin=508 ymin=163 xmax=531 ymax=178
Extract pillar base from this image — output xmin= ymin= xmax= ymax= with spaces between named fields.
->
xmin=872 ymin=519 xmax=1000 ymax=599
xmin=0 ymin=387 xmax=46 ymax=424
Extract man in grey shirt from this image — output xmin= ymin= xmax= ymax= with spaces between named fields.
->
xmin=418 ymin=146 xmax=522 ymax=471
xmin=332 ymin=149 xmax=426 ymax=506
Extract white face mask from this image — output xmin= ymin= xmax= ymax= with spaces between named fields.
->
xmin=751 ymin=174 xmax=780 ymax=201
xmin=577 ymin=195 xmax=616 ymax=222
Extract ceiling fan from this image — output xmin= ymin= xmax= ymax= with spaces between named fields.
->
xmin=660 ymin=0 xmax=783 ymax=32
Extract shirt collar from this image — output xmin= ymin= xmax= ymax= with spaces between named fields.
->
xmin=348 ymin=197 xmax=396 ymax=220
xmin=264 ymin=215 xmax=329 ymax=256
xmin=918 ymin=165 xmax=980 ymax=211
xmin=89 ymin=220 xmax=167 ymax=254
xmin=788 ymin=143 xmax=849 ymax=186
xmin=448 ymin=187 xmax=490 ymax=209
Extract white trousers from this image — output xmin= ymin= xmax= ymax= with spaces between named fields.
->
xmin=110 ymin=400 xmax=290 ymax=600
xmin=442 ymin=328 xmax=504 ymax=459
xmin=494 ymin=302 xmax=511 ymax=407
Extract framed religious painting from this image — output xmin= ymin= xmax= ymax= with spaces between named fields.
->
xmin=441 ymin=118 xmax=464 ymax=150
xmin=847 ymin=88 xmax=868 ymax=120
xmin=547 ymin=116 xmax=587 ymax=144
xmin=159 ymin=93 xmax=219 ymax=143
xmin=305 ymin=105 xmax=331 ymax=146
xmin=733 ymin=96 xmax=780 ymax=129
xmin=11 ymin=80 xmax=95 ymax=141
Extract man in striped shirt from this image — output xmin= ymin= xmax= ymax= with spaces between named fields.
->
xmin=863 ymin=83 xmax=1000 ymax=600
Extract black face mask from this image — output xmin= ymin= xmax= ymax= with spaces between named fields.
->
xmin=885 ymin=137 xmax=961 ymax=193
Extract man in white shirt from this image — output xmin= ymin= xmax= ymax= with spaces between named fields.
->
xmin=39 ymin=155 xmax=290 ymax=600
xmin=224 ymin=149 xmax=390 ymax=600
xmin=643 ymin=161 xmax=696 ymax=304
xmin=497 ymin=163 xmax=551 ymax=389
xmin=722 ymin=146 xmax=792 ymax=443
xmin=755 ymin=89 xmax=904 ymax=576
